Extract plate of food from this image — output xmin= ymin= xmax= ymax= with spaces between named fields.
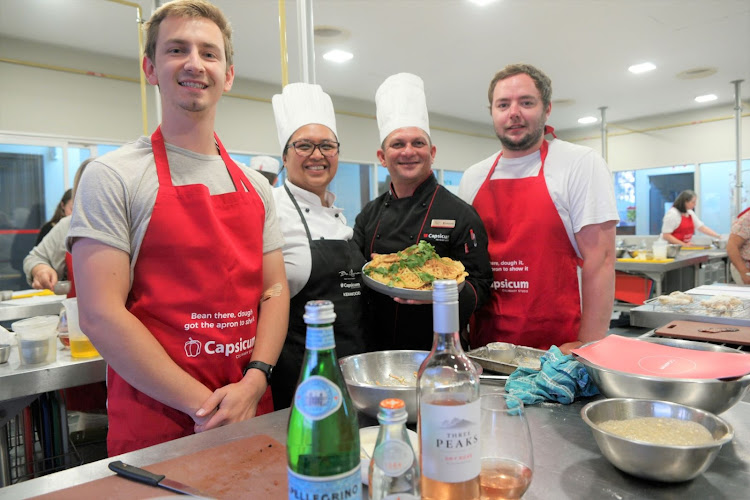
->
xmin=362 ymin=241 xmax=467 ymax=300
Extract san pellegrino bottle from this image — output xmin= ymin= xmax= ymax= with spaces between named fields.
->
xmin=287 ymin=300 xmax=361 ymax=499
xmin=418 ymin=280 xmax=481 ymax=500
xmin=369 ymin=398 xmax=420 ymax=499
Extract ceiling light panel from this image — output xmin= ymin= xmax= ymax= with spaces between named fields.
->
xmin=628 ymin=62 xmax=656 ymax=74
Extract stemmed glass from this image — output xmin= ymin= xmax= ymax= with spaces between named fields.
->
xmin=479 ymin=393 xmax=534 ymax=499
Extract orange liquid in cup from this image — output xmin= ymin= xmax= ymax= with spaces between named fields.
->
xmin=70 ymin=337 xmax=99 ymax=358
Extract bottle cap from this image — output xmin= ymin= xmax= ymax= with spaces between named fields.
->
xmin=432 ymin=279 xmax=458 ymax=302
xmin=303 ymin=300 xmax=336 ymax=324
xmin=377 ymin=398 xmax=408 ymax=424
xmin=380 ymin=398 xmax=405 ymax=410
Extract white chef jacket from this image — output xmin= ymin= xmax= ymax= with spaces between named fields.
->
xmin=272 ymin=180 xmax=353 ymax=297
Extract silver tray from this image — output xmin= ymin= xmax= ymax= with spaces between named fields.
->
xmin=362 ymin=263 xmax=465 ymax=300
xmin=644 ymin=294 xmax=750 ymax=318
xmin=467 ymin=345 xmax=545 ymax=375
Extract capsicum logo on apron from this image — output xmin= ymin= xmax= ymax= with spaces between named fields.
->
xmin=183 ymin=336 xmax=255 ymax=359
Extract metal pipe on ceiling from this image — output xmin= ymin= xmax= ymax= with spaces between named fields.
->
xmin=733 ymin=79 xmax=744 ymax=218
xmin=599 ymin=106 xmax=608 ymax=163
xmin=278 ymin=0 xmax=289 ymax=87
xmin=297 ymin=0 xmax=316 ymax=84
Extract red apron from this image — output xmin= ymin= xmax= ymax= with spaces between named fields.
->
xmin=471 ymin=131 xmax=581 ymax=350
xmin=106 ymin=127 xmax=273 ymax=456
xmin=65 ymin=252 xmax=76 ymax=297
xmin=671 ymin=213 xmax=695 ymax=243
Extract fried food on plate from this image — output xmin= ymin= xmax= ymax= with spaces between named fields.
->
xmin=364 ymin=241 xmax=467 ymax=290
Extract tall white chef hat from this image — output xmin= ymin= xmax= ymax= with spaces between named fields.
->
xmin=249 ymin=155 xmax=281 ymax=175
xmin=376 ymin=73 xmax=430 ymax=144
xmin=272 ymin=82 xmax=338 ymax=153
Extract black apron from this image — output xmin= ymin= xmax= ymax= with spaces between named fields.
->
xmin=271 ymin=185 xmax=367 ymax=409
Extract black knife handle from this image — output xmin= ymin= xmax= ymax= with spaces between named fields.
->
xmin=109 ymin=460 xmax=166 ymax=486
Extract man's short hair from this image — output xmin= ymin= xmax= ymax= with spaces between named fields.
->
xmin=144 ymin=0 xmax=234 ymax=67
xmin=487 ymin=63 xmax=552 ymax=109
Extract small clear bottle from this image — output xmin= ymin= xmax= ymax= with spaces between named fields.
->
xmin=369 ymin=398 xmax=420 ymax=500
xmin=418 ymin=280 xmax=481 ymax=500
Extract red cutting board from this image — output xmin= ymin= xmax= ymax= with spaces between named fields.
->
xmin=31 ymin=434 xmax=287 ymax=499
xmin=655 ymin=320 xmax=750 ymax=346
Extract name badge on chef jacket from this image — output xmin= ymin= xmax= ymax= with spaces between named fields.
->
xmin=431 ymin=219 xmax=456 ymax=228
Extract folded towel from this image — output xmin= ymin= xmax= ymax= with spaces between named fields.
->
xmin=506 ymin=346 xmax=599 ymax=405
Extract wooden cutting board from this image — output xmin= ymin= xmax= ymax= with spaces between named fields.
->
xmin=655 ymin=320 xmax=750 ymax=346
xmin=32 ymin=434 xmax=287 ymax=499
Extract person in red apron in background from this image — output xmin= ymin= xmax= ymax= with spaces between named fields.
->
xmin=458 ymin=63 xmax=619 ymax=354
xmin=66 ymin=1 xmax=289 ymax=456
xmin=661 ymin=190 xmax=720 ymax=246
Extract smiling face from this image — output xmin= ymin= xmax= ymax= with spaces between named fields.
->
xmin=377 ymin=127 xmax=436 ymax=193
xmin=490 ymin=73 xmax=551 ymax=158
xmin=142 ymin=15 xmax=234 ymax=119
xmin=283 ymin=124 xmax=339 ymax=199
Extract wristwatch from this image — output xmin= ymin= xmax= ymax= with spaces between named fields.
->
xmin=243 ymin=360 xmax=274 ymax=384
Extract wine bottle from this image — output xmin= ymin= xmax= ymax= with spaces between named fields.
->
xmin=287 ymin=300 xmax=361 ymax=499
xmin=369 ymin=398 xmax=420 ymax=499
xmin=418 ymin=280 xmax=481 ymax=500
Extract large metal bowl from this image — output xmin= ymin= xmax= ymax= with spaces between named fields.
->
xmin=581 ymin=398 xmax=733 ymax=482
xmin=666 ymin=244 xmax=681 ymax=258
xmin=575 ymin=337 xmax=750 ymax=414
xmin=339 ymin=350 xmax=481 ymax=423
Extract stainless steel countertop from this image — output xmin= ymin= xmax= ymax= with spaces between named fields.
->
xmin=3 ymin=386 xmax=748 ymax=499
xmin=615 ymin=251 xmax=710 ymax=272
xmin=0 ymin=297 xmax=67 ymax=323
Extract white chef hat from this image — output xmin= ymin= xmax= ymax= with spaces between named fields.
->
xmin=272 ymin=83 xmax=338 ymax=153
xmin=249 ymin=155 xmax=281 ymax=175
xmin=376 ymin=73 xmax=430 ymax=144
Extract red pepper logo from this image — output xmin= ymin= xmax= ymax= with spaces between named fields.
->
xmin=184 ymin=337 xmax=202 ymax=357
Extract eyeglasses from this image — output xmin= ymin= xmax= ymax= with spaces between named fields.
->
xmin=288 ymin=140 xmax=340 ymax=158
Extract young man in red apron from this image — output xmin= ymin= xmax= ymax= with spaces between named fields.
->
xmin=67 ymin=1 xmax=289 ymax=455
xmin=458 ymin=64 xmax=619 ymax=354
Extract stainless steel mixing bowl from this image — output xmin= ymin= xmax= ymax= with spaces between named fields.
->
xmin=0 ymin=344 xmax=10 ymax=364
xmin=575 ymin=337 xmax=750 ymax=414
xmin=339 ymin=350 xmax=481 ymax=423
xmin=581 ymin=398 xmax=733 ymax=482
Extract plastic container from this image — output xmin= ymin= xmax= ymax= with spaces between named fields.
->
xmin=653 ymin=239 xmax=668 ymax=260
xmin=62 ymin=298 xmax=99 ymax=358
xmin=12 ymin=315 xmax=59 ymax=366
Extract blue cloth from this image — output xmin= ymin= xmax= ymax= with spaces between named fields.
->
xmin=505 ymin=346 xmax=599 ymax=405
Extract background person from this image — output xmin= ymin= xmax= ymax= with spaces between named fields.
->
xmin=353 ymin=73 xmax=492 ymax=351
xmin=661 ymin=189 xmax=720 ymax=246
xmin=270 ymin=83 xmax=367 ymax=409
xmin=36 ymin=188 xmax=72 ymax=245
xmin=459 ymin=63 xmax=618 ymax=354
xmin=250 ymin=155 xmax=281 ymax=186
xmin=727 ymin=207 xmax=750 ymax=284
xmin=67 ymin=0 xmax=289 ymax=456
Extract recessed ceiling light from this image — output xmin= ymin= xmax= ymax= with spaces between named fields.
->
xmin=578 ymin=116 xmax=598 ymax=125
xmin=323 ymin=49 xmax=353 ymax=63
xmin=695 ymin=94 xmax=718 ymax=103
xmin=468 ymin=0 xmax=498 ymax=5
xmin=628 ymin=62 xmax=656 ymax=74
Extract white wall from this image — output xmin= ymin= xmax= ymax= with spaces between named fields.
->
xmin=1 ymin=36 xmax=748 ymax=172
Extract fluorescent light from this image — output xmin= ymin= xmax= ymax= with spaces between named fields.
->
xmin=322 ymin=49 xmax=353 ymax=63
xmin=468 ymin=0 xmax=497 ymax=5
xmin=628 ymin=62 xmax=656 ymax=74
xmin=578 ymin=116 xmax=598 ymax=125
xmin=695 ymin=94 xmax=718 ymax=103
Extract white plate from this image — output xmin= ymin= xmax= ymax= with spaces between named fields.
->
xmin=362 ymin=263 xmax=465 ymax=300
xmin=360 ymin=426 xmax=419 ymax=484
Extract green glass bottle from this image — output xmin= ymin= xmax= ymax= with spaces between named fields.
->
xmin=287 ymin=300 xmax=361 ymax=499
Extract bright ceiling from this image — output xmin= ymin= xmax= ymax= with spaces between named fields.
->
xmin=1 ymin=0 xmax=749 ymax=133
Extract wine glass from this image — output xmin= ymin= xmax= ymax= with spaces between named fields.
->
xmin=479 ymin=393 xmax=534 ymax=499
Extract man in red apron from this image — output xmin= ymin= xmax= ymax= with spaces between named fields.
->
xmin=67 ymin=0 xmax=289 ymax=456
xmin=458 ymin=64 xmax=619 ymax=354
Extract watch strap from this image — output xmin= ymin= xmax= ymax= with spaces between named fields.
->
xmin=243 ymin=360 xmax=273 ymax=384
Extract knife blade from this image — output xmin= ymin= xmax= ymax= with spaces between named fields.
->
xmin=109 ymin=460 xmax=213 ymax=497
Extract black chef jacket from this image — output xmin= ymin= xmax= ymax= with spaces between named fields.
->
xmin=353 ymin=174 xmax=493 ymax=351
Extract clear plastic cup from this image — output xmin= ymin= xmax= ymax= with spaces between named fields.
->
xmin=12 ymin=315 xmax=59 ymax=365
xmin=62 ymin=298 xmax=99 ymax=358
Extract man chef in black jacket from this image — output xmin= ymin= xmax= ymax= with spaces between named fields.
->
xmin=353 ymin=73 xmax=493 ymax=351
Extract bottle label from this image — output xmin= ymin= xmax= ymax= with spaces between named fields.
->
xmin=305 ymin=326 xmax=335 ymax=350
xmin=420 ymin=399 xmax=480 ymax=483
xmin=288 ymin=466 xmax=360 ymax=500
xmin=293 ymin=375 xmax=343 ymax=420
xmin=373 ymin=439 xmax=415 ymax=477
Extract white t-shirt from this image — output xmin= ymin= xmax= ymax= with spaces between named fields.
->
xmin=273 ymin=180 xmax=353 ymax=298
xmin=661 ymin=207 xmax=704 ymax=234
xmin=458 ymin=139 xmax=618 ymax=257
xmin=23 ymin=216 xmax=70 ymax=285
xmin=67 ymin=137 xmax=283 ymax=287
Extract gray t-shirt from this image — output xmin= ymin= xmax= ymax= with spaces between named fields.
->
xmin=67 ymin=137 xmax=284 ymax=287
